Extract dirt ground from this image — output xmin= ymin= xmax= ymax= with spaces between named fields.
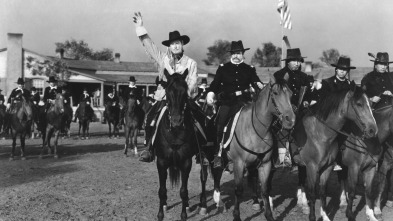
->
xmin=1 ymin=123 xmax=393 ymax=221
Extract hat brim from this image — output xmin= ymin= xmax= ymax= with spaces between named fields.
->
xmin=162 ymin=36 xmax=190 ymax=47
xmin=331 ymin=64 xmax=356 ymax=69
xmin=370 ymin=59 xmax=393 ymax=64
xmin=281 ymin=56 xmax=307 ymax=62
xmin=228 ymin=48 xmax=250 ymax=53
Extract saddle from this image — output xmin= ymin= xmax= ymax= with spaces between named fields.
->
xmin=221 ymin=107 xmax=244 ymax=150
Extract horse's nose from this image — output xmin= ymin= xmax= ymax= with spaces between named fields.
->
xmin=367 ymin=127 xmax=377 ymax=137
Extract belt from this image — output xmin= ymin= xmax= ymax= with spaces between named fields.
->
xmin=230 ymin=89 xmax=250 ymax=97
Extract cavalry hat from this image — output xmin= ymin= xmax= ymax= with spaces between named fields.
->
xmin=47 ymin=76 xmax=57 ymax=83
xmin=201 ymin=78 xmax=208 ymax=84
xmin=228 ymin=40 xmax=250 ymax=53
xmin=16 ymin=77 xmax=25 ymax=84
xmin=369 ymin=52 xmax=393 ymax=64
xmin=162 ymin=30 xmax=190 ymax=47
xmin=282 ymin=48 xmax=307 ymax=62
xmin=331 ymin=56 xmax=356 ymax=70
xmin=129 ymin=76 xmax=137 ymax=82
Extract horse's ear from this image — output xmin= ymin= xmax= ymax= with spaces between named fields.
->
xmin=164 ymin=69 xmax=170 ymax=80
xmin=182 ymin=69 xmax=189 ymax=80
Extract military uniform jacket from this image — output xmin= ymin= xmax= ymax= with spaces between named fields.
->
xmin=121 ymin=86 xmax=142 ymax=103
xmin=315 ymin=76 xmax=350 ymax=102
xmin=105 ymin=94 xmax=119 ymax=105
xmin=7 ymin=88 xmax=31 ymax=103
xmin=31 ymin=92 xmax=41 ymax=105
xmin=43 ymin=86 xmax=58 ymax=102
xmin=361 ymin=71 xmax=393 ymax=107
xmin=274 ymin=66 xmax=314 ymax=106
xmin=208 ymin=62 xmax=261 ymax=104
xmin=79 ymin=93 xmax=91 ymax=103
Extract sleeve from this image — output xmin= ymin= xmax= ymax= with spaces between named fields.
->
xmin=7 ymin=90 xmax=14 ymax=103
xmin=303 ymin=73 xmax=315 ymax=87
xmin=136 ymin=26 xmax=165 ymax=66
xmin=186 ymin=60 xmax=198 ymax=98
xmin=250 ymin=66 xmax=262 ymax=89
xmin=43 ymin=88 xmax=48 ymax=102
xmin=207 ymin=66 xmax=223 ymax=94
xmin=361 ymin=74 xmax=373 ymax=97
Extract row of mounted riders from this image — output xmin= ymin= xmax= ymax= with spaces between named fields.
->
xmin=142 ymin=74 xmax=393 ymax=221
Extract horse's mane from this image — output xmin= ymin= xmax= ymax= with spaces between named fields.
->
xmin=314 ymin=86 xmax=364 ymax=121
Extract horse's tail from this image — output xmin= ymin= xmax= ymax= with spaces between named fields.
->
xmin=169 ymin=151 xmax=181 ymax=187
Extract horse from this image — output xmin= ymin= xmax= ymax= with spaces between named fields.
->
xmin=370 ymin=97 xmax=393 ymax=221
xmin=0 ymin=105 xmax=6 ymax=138
xmin=153 ymin=69 xmax=201 ymax=221
xmin=61 ymin=100 xmax=73 ymax=138
xmin=105 ymin=100 xmax=120 ymax=139
xmin=8 ymin=97 xmax=34 ymax=160
xmin=123 ymin=96 xmax=143 ymax=155
xmin=39 ymin=93 xmax=64 ymax=159
xmin=292 ymin=83 xmax=378 ymax=221
xmin=199 ymin=76 xmax=295 ymax=221
xmin=76 ymin=101 xmax=92 ymax=139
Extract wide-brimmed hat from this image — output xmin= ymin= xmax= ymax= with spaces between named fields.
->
xmin=331 ymin=56 xmax=356 ymax=70
xmin=16 ymin=77 xmax=25 ymax=84
xmin=228 ymin=41 xmax=250 ymax=53
xmin=369 ymin=52 xmax=393 ymax=64
xmin=282 ymin=48 xmax=307 ymax=62
xmin=162 ymin=31 xmax=190 ymax=47
xmin=201 ymin=78 xmax=207 ymax=84
xmin=47 ymin=76 xmax=57 ymax=83
xmin=129 ymin=76 xmax=136 ymax=82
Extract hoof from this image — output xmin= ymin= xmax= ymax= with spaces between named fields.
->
xmin=199 ymin=207 xmax=207 ymax=216
xmin=386 ymin=200 xmax=393 ymax=208
xmin=252 ymin=203 xmax=261 ymax=211
xmin=86 ymin=137 xmax=89 ymax=140
xmin=302 ymin=205 xmax=310 ymax=215
xmin=54 ymin=155 xmax=59 ymax=159
xmin=163 ymin=205 xmax=167 ymax=213
xmin=21 ymin=157 xmax=26 ymax=161
xmin=9 ymin=157 xmax=14 ymax=161
xmin=80 ymin=137 xmax=85 ymax=140
xmin=375 ymin=213 xmax=383 ymax=221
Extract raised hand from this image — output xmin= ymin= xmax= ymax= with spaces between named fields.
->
xmin=132 ymin=12 xmax=143 ymax=27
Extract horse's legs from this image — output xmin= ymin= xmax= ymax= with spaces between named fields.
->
xmin=47 ymin=127 xmax=54 ymax=155
xmin=345 ymin=164 xmax=359 ymax=221
xmin=387 ymin=169 xmax=393 ymax=207
xmin=337 ymin=167 xmax=348 ymax=208
xmin=248 ymin=168 xmax=261 ymax=211
xmin=179 ymin=158 xmax=192 ymax=221
xmin=258 ymin=162 xmax=275 ymax=221
xmin=20 ymin=132 xmax=26 ymax=160
xmin=305 ymin=163 xmax=319 ymax=221
xmin=297 ymin=165 xmax=309 ymax=214
xmin=212 ymin=162 xmax=225 ymax=209
xmin=86 ymin=121 xmax=90 ymax=139
xmin=124 ymin=127 xmax=129 ymax=155
xmin=373 ymin=160 xmax=387 ymax=219
xmin=233 ymin=160 xmax=245 ymax=221
xmin=319 ymin=165 xmax=334 ymax=221
xmin=199 ymin=164 xmax=208 ymax=215
xmin=363 ymin=167 xmax=378 ymax=221
xmin=10 ymin=131 xmax=16 ymax=160
xmin=108 ymin=122 xmax=112 ymax=138
xmin=157 ymin=158 xmax=169 ymax=221
xmin=78 ymin=121 xmax=81 ymax=138
xmin=133 ymin=129 xmax=138 ymax=155
xmin=53 ymin=129 xmax=60 ymax=159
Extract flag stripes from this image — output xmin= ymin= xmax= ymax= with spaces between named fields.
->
xmin=277 ymin=0 xmax=292 ymax=30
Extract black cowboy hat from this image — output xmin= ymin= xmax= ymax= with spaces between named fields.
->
xmin=16 ymin=77 xmax=25 ymax=84
xmin=281 ymin=48 xmax=307 ymax=62
xmin=47 ymin=76 xmax=57 ymax=83
xmin=129 ymin=76 xmax=137 ymax=82
xmin=162 ymin=30 xmax=190 ymax=47
xmin=369 ymin=52 xmax=393 ymax=64
xmin=201 ymin=78 xmax=207 ymax=84
xmin=331 ymin=56 xmax=356 ymax=70
xmin=228 ymin=40 xmax=250 ymax=53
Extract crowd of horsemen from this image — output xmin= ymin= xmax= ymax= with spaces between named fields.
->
xmin=0 ymin=13 xmax=392 ymax=174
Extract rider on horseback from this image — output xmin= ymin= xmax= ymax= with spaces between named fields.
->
xmin=118 ymin=76 xmax=143 ymax=127
xmin=102 ymin=86 xmax=119 ymax=124
xmin=73 ymin=88 xmax=95 ymax=122
xmin=206 ymin=41 xmax=265 ymax=168
xmin=43 ymin=76 xmax=60 ymax=112
xmin=132 ymin=12 xmax=207 ymax=163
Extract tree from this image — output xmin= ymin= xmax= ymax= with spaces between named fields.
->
xmin=26 ymin=56 xmax=71 ymax=87
xmin=203 ymin=40 xmax=231 ymax=65
xmin=319 ymin=48 xmax=340 ymax=65
xmin=55 ymin=39 xmax=114 ymax=61
xmin=251 ymin=42 xmax=282 ymax=67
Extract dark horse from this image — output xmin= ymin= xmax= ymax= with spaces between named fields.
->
xmin=40 ymin=93 xmax=64 ymax=159
xmin=371 ymin=97 xmax=393 ymax=221
xmin=8 ymin=97 xmax=34 ymax=160
xmin=0 ymin=105 xmax=6 ymax=138
xmin=154 ymin=69 xmax=199 ymax=221
xmin=61 ymin=100 xmax=73 ymax=138
xmin=293 ymin=83 xmax=378 ymax=221
xmin=77 ymin=101 xmax=92 ymax=139
xmin=123 ymin=96 xmax=143 ymax=156
xmin=105 ymin=100 xmax=120 ymax=139
xmin=200 ymin=76 xmax=295 ymax=221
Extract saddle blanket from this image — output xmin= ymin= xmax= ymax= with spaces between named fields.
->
xmin=221 ymin=107 xmax=244 ymax=149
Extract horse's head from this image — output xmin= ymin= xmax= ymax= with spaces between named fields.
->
xmin=54 ymin=93 xmax=65 ymax=114
xmin=164 ymin=69 xmax=188 ymax=129
xmin=266 ymin=75 xmax=295 ymax=129
xmin=344 ymin=81 xmax=377 ymax=138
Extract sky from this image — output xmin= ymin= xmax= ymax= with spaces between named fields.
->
xmin=1 ymin=0 xmax=392 ymax=67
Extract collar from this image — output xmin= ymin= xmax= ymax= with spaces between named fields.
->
xmin=129 ymin=85 xmax=137 ymax=88
xmin=16 ymin=88 xmax=23 ymax=91
xmin=335 ymin=76 xmax=347 ymax=82
xmin=108 ymin=94 xmax=114 ymax=98
xmin=50 ymin=86 xmax=57 ymax=90
xmin=230 ymin=58 xmax=244 ymax=65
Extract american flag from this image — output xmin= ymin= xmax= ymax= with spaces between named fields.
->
xmin=277 ymin=0 xmax=292 ymax=30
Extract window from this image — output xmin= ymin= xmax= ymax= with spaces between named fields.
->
xmin=32 ymin=79 xmax=44 ymax=95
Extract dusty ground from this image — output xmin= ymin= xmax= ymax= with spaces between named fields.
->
xmin=1 ymin=123 xmax=393 ymax=221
